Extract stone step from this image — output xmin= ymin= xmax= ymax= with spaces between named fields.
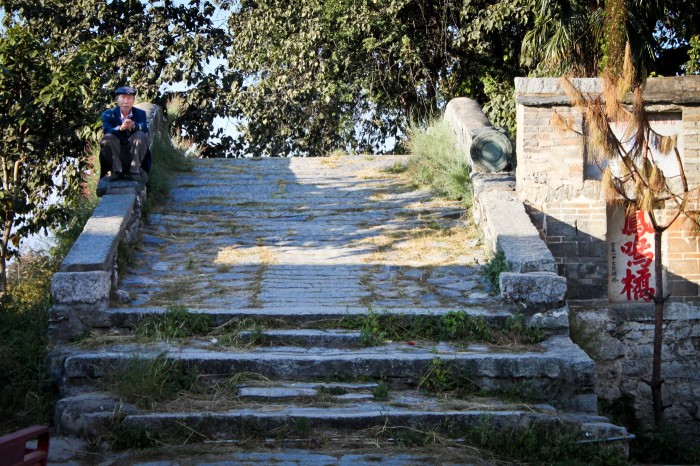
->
xmin=106 ymin=304 xmax=566 ymax=332
xmin=58 ymin=335 xmax=593 ymax=412
xmin=237 ymin=328 xmax=363 ymax=348
xmin=236 ymin=381 xmax=378 ymax=401
xmin=54 ymin=391 xmax=628 ymax=452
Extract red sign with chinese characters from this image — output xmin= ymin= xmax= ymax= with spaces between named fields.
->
xmin=609 ymin=209 xmax=656 ymax=302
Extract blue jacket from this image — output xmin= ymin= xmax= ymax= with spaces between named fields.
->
xmin=102 ymin=105 xmax=149 ymax=140
xmin=101 ymin=105 xmax=152 ymax=174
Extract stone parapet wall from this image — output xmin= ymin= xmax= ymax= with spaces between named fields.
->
xmin=445 ymin=98 xmax=566 ymax=310
xmin=666 ymin=207 xmax=700 ymax=300
xmin=49 ymin=103 xmax=163 ymax=344
xmin=526 ymin=199 xmax=608 ymax=300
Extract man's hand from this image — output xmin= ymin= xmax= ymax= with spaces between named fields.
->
xmin=120 ymin=118 xmax=135 ymax=131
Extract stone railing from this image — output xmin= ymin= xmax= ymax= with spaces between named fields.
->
xmin=49 ymin=103 xmax=163 ymax=344
xmin=445 ymin=98 xmax=567 ymax=313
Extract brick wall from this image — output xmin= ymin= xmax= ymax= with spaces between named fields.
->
xmin=515 ymin=77 xmax=700 ymax=303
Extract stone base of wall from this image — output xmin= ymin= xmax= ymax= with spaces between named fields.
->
xmin=570 ymin=301 xmax=700 ymax=436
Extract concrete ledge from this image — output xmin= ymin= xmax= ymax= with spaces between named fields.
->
xmin=500 ymin=272 xmax=567 ymax=306
xmin=60 ymin=194 xmax=136 ymax=272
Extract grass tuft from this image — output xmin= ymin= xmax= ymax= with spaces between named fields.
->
xmin=144 ymin=131 xmax=194 ymax=215
xmin=136 ymin=304 xmax=211 ymax=340
xmin=405 ymin=119 xmax=472 ymax=207
xmin=106 ymin=353 xmax=199 ymax=409
xmin=482 ymin=249 xmax=508 ymax=293
xmin=340 ymin=309 xmax=545 ymax=347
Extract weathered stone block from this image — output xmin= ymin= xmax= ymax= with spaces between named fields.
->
xmin=500 ymin=272 xmax=567 ymax=305
xmin=51 ymin=271 xmax=111 ymax=305
xmin=96 ymin=173 xmax=147 ymax=197
xmin=527 ymin=305 xmax=570 ymax=332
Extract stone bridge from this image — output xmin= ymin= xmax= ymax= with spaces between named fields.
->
xmin=45 ymin=97 xmax=634 ymax=459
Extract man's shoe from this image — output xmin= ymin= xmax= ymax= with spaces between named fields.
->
xmin=109 ymin=171 xmax=121 ymax=181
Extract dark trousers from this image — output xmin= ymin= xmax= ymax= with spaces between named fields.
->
xmin=99 ymin=131 xmax=148 ymax=176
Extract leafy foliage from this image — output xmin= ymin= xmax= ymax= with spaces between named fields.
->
xmin=0 ymin=258 xmax=55 ymax=432
xmin=3 ymin=0 xmax=698 ymax=161
xmin=227 ymin=0 xmax=530 ymax=156
xmin=521 ymin=0 xmax=604 ymax=77
xmin=686 ymin=35 xmax=700 ymax=74
xmin=0 ymin=27 xmax=111 ymax=292
xmin=481 ymin=75 xmax=516 ymax=142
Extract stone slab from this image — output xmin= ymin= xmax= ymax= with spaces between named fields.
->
xmin=500 ymin=272 xmax=567 ymax=305
xmin=60 ymin=194 xmax=137 ymax=272
xmin=48 ymin=441 xmax=468 ymax=466
xmin=239 ymin=329 xmax=362 ymax=348
xmin=107 ymin=306 xmax=515 ymax=329
xmin=51 ymin=271 xmax=111 ymax=305
xmin=238 ymin=387 xmax=319 ymax=400
xmin=61 ymin=335 xmax=595 ymax=412
xmin=62 ymin=404 xmax=628 ymax=451
xmin=96 ymin=173 xmax=147 ymax=197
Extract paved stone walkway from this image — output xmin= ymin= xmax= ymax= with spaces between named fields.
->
xmin=52 ymin=155 xmax=625 ymax=464
xmin=122 ymin=155 xmax=496 ymax=312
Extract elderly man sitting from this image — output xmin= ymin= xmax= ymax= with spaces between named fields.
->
xmin=100 ymin=86 xmax=149 ymax=181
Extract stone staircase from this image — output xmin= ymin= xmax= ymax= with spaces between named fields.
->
xmin=52 ymin=156 xmax=629 ymax=457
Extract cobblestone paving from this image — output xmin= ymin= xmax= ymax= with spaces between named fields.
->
xmin=121 ymin=155 xmax=496 ymax=312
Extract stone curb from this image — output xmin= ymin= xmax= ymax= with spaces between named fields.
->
xmin=500 ymin=271 xmax=567 ymax=306
xmin=514 ymin=76 xmax=700 ymax=106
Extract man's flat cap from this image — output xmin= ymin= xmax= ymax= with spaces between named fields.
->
xmin=115 ymin=86 xmax=137 ymax=96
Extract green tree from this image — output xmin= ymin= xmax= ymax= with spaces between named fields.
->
xmin=521 ymin=0 xmax=604 ymax=76
xmin=227 ymin=0 xmax=533 ymax=156
xmin=0 ymin=27 xmax=110 ymax=293
xmin=521 ymin=0 xmax=700 ymax=78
